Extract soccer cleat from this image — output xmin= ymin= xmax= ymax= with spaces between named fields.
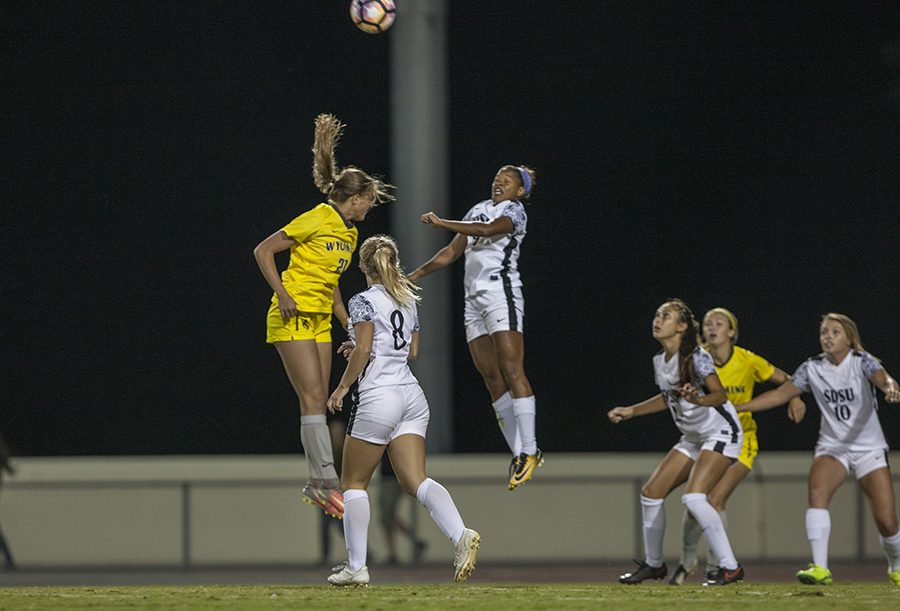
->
xmin=619 ymin=560 xmax=668 ymax=584
xmin=705 ymin=566 xmax=718 ymax=582
xmin=796 ymin=562 xmax=832 ymax=585
xmin=703 ymin=564 xmax=745 ymax=586
xmin=888 ymin=568 xmax=900 ymax=585
xmin=327 ymin=562 xmax=369 ymax=586
xmin=453 ymin=528 xmax=481 ymax=582
xmin=668 ymin=562 xmax=697 ymax=585
xmin=302 ymin=480 xmax=344 ymax=519
xmin=508 ymin=449 xmax=544 ymax=490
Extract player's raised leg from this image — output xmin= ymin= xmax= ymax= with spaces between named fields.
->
xmin=389 ymin=433 xmax=481 ymax=582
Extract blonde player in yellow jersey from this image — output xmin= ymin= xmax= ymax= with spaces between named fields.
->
xmin=669 ymin=307 xmax=806 ymax=584
xmin=254 ymin=114 xmax=393 ymax=520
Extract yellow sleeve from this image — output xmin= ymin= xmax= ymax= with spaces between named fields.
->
xmin=280 ymin=207 xmax=323 ymax=244
xmin=748 ymin=350 xmax=776 ymax=383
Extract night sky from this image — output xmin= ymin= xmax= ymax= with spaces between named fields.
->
xmin=4 ymin=2 xmax=900 ymax=456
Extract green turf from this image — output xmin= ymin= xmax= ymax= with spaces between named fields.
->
xmin=1 ymin=583 xmax=898 ymax=610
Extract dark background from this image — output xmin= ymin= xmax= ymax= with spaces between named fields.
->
xmin=4 ymin=2 xmax=900 ymax=456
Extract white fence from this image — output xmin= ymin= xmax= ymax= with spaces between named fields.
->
xmin=1 ymin=453 xmax=897 ymax=568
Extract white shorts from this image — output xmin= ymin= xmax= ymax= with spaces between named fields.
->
xmin=673 ymin=431 xmax=743 ymax=462
xmin=347 ymin=383 xmax=429 ymax=445
xmin=464 ymin=287 xmax=525 ymax=342
xmin=814 ymin=445 xmax=890 ymax=480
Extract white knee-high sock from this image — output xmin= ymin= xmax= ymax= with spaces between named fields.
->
xmin=805 ymin=508 xmax=831 ymax=569
xmin=342 ymin=489 xmax=370 ymax=570
xmin=492 ymin=392 xmax=520 ymax=455
xmin=681 ymin=509 xmax=703 ymax=570
xmin=416 ymin=478 xmax=465 ymax=545
xmin=300 ymin=415 xmax=338 ymax=482
xmin=512 ymin=396 xmax=537 ymax=455
xmin=641 ymin=495 xmax=666 ymax=568
xmin=879 ymin=528 xmax=900 ymax=572
xmin=706 ymin=511 xmax=727 ymax=572
xmin=681 ymin=493 xmax=737 ymax=571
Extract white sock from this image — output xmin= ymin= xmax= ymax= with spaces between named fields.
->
xmin=879 ymin=528 xmax=900 ymax=572
xmin=512 ymin=396 xmax=537 ymax=455
xmin=681 ymin=510 xmax=703 ymax=570
xmin=681 ymin=493 xmax=737 ymax=571
xmin=300 ymin=415 xmax=338 ymax=482
xmin=342 ymin=489 xmax=370 ymax=570
xmin=640 ymin=495 xmax=666 ymax=568
xmin=416 ymin=478 xmax=465 ymax=545
xmin=706 ymin=511 xmax=727 ymax=572
xmin=492 ymin=392 xmax=520 ymax=455
xmin=806 ymin=508 xmax=831 ymax=569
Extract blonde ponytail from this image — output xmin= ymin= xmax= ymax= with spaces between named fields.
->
xmin=310 ymin=113 xmax=395 ymax=204
xmin=359 ymin=235 xmax=419 ymax=306
xmin=312 ymin=114 xmax=344 ymax=195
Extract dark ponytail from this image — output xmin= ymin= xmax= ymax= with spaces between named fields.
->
xmin=667 ymin=298 xmax=701 ymax=386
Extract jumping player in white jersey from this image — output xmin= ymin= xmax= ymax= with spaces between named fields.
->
xmin=608 ymin=299 xmax=746 ymax=586
xmin=738 ymin=313 xmax=900 ymax=586
xmin=325 ymin=235 xmax=480 ymax=587
xmin=408 ymin=165 xmax=542 ymax=490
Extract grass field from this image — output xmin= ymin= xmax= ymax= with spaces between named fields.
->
xmin=2 ymin=583 xmax=899 ymax=610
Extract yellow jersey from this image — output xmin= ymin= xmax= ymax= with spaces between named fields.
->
xmin=274 ymin=203 xmax=357 ymax=314
xmin=713 ymin=345 xmax=775 ymax=435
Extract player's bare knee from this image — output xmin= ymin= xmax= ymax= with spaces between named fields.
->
xmin=874 ymin=515 xmax=899 ymax=537
xmin=299 ymin=393 xmax=328 ymax=415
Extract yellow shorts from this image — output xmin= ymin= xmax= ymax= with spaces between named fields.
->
xmin=266 ymin=304 xmax=333 ymax=343
xmin=737 ymin=428 xmax=758 ymax=470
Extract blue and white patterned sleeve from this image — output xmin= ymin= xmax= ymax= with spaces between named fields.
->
xmin=791 ymin=361 xmax=811 ymax=392
xmin=502 ymin=201 xmax=527 ymax=234
xmin=859 ymin=351 xmax=883 ymax=379
xmin=693 ymin=349 xmax=717 ymax=381
xmin=348 ymin=294 xmax=375 ymax=326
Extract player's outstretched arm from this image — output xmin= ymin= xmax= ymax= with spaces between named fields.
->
xmin=608 ymin=393 xmax=666 ymax=424
xmin=407 ymin=233 xmax=466 ymax=282
xmin=737 ymin=382 xmax=803 ymax=413
xmin=870 ymin=368 xmax=900 ymax=403
xmin=767 ymin=367 xmax=807 ymax=422
xmin=421 ymin=211 xmax=514 ymax=238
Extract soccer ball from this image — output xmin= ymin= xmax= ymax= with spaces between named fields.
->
xmin=350 ymin=0 xmax=396 ymax=34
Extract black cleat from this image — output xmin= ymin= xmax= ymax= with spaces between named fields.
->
xmin=702 ymin=564 xmax=745 ymax=586
xmin=619 ymin=560 xmax=668 ymax=584
xmin=668 ymin=562 xmax=696 ymax=585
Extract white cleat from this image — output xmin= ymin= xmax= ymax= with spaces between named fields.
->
xmin=453 ymin=528 xmax=481 ymax=582
xmin=327 ymin=562 xmax=369 ymax=587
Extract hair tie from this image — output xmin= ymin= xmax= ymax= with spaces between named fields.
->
xmin=516 ymin=166 xmax=532 ymax=198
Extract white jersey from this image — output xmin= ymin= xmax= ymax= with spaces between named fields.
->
xmin=461 ymin=199 xmax=527 ymax=297
xmin=654 ymin=347 xmax=742 ymax=443
xmin=347 ymin=284 xmax=419 ymax=394
xmin=791 ymin=351 xmax=887 ymax=452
